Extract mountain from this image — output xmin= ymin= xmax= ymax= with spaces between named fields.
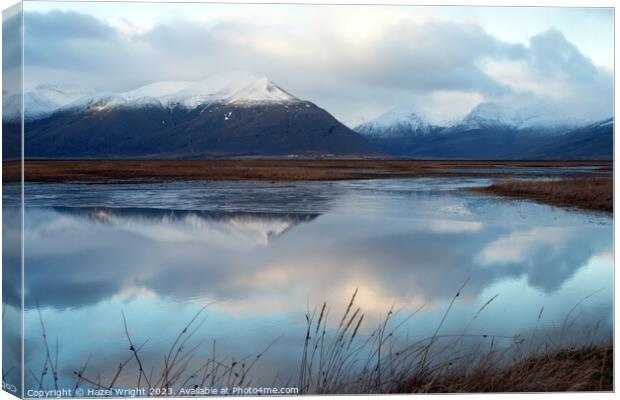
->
xmin=523 ymin=118 xmax=613 ymax=160
xmin=355 ymin=106 xmax=444 ymax=155
xmin=455 ymin=101 xmax=592 ymax=133
xmin=7 ymin=76 xmax=612 ymax=160
xmin=355 ymin=101 xmax=611 ymax=160
xmin=400 ymin=118 xmax=612 ymax=160
xmin=21 ymin=72 xmax=380 ymax=158
xmin=4 ymin=84 xmax=95 ymax=122
xmin=356 ymin=106 xmax=437 ymax=138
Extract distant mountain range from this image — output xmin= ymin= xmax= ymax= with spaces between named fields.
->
xmin=2 ymin=73 xmax=613 ymax=160
xmin=356 ymin=102 xmax=612 ymax=160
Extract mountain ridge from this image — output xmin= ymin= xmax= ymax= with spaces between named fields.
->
xmin=354 ymin=102 xmax=612 ymax=160
xmin=4 ymin=75 xmax=613 ymax=160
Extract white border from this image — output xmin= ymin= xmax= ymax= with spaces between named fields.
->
xmin=0 ymin=2 xmax=616 ymax=400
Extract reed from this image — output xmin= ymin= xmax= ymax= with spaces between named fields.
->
xmin=30 ymin=286 xmax=612 ymax=395
xmin=297 ymin=287 xmax=612 ymax=393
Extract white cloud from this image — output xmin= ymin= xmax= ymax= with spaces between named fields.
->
xmin=479 ymin=227 xmax=575 ymax=265
xmin=427 ymin=219 xmax=484 ymax=234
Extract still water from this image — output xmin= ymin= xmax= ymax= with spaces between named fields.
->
xmin=4 ymin=178 xmax=613 ymax=390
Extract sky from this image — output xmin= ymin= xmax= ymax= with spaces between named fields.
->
xmin=18 ymin=1 xmax=615 ymax=126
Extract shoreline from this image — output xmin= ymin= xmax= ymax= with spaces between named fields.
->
xmin=3 ymin=159 xmax=612 ymax=183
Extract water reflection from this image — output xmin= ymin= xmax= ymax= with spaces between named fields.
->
xmin=52 ymin=207 xmax=319 ymax=245
xmin=18 ymin=179 xmax=613 ymax=389
xmin=20 ymin=187 xmax=611 ymax=313
xmin=22 ymin=207 xmax=319 ymax=309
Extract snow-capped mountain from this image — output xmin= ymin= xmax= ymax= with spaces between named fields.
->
xmin=3 ymin=72 xmax=299 ymax=122
xmin=59 ymin=71 xmax=299 ymax=114
xmin=5 ymin=72 xmax=611 ymax=159
xmin=353 ymin=106 xmax=445 ymax=155
xmin=3 ymin=84 xmax=94 ymax=122
xmin=20 ymin=72 xmax=379 ymax=158
xmin=356 ymin=100 xmax=596 ymax=137
xmin=350 ymin=100 xmax=611 ymax=159
xmin=355 ymin=106 xmax=437 ymax=138
xmin=457 ymin=101 xmax=593 ymax=132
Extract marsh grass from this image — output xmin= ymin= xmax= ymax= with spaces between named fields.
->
xmin=473 ymin=177 xmax=612 ymax=213
xmin=7 ymin=160 xmax=611 ymax=183
xmin=30 ymin=285 xmax=612 ymax=395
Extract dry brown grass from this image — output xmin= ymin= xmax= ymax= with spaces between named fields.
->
xmin=474 ymin=178 xmax=613 ymax=213
xmin=297 ymin=288 xmax=612 ymax=394
xmin=3 ymin=159 xmax=612 ymax=183
xmin=406 ymin=344 xmax=613 ymax=393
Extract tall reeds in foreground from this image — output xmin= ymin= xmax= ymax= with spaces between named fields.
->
xmin=298 ymin=285 xmax=612 ymax=393
xmin=31 ymin=284 xmax=612 ymax=395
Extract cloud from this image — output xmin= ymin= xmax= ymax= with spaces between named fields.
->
xmin=484 ymin=28 xmax=613 ymax=120
xmin=478 ymin=226 xmax=605 ymax=292
xmin=21 ymin=9 xmax=613 ymax=125
xmin=528 ymin=28 xmax=599 ymax=80
xmin=480 ymin=227 xmax=574 ymax=265
xmin=26 ymin=10 xmax=115 ymax=41
xmin=334 ymin=21 xmax=524 ymax=95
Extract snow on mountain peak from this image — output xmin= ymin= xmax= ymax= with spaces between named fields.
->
xmin=355 ymin=106 xmax=436 ymax=137
xmin=30 ymin=72 xmax=300 ymax=118
xmin=154 ymin=72 xmax=298 ymax=108
xmin=460 ymin=102 xmax=512 ymax=129
xmin=122 ymin=80 xmax=194 ymax=100
xmin=460 ymin=100 xmax=594 ymax=131
xmin=227 ymin=77 xmax=296 ymax=104
xmin=3 ymin=84 xmax=94 ymax=122
xmin=352 ymin=100 xmax=598 ymax=139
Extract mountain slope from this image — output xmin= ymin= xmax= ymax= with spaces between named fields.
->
xmin=403 ymin=118 xmax=613 ymax=160
xmin=523 ymin=118 xmax=613 ymax=160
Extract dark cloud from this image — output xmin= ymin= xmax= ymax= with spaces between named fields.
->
xmin=26 ymin=10 xmax=115 ymax=40
xmin=24 ymin=11 xmax=123 ymax=73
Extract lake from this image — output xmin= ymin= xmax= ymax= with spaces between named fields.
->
xmin=4 ymin=177 xmax=613 ymax=391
